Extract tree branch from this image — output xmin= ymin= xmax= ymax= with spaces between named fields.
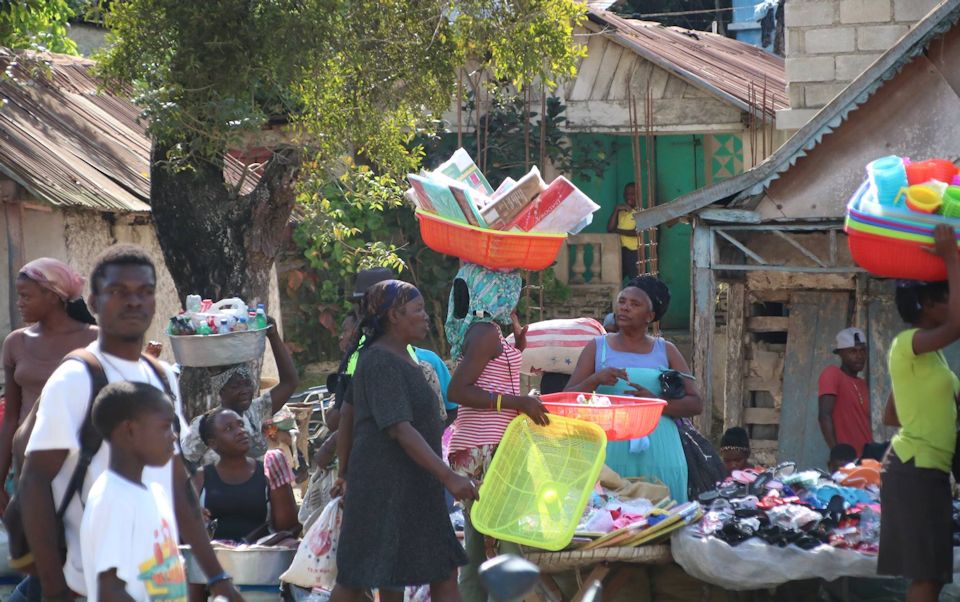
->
xmin=246 ymin=145 xmax=300 ymax=261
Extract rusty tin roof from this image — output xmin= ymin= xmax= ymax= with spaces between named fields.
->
xmin=0 ymin=49 xmax=259 ymax=213
xmin=586 ymin=8 xmax=788 ymax=115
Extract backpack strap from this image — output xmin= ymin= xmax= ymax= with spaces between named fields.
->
xmin=139 ymin=353 xmax=179 ymax=437
xmin=139 ymin=353 xmax=196 ymax=475
xmin=56 ymin=349 xmax=108 ymax=520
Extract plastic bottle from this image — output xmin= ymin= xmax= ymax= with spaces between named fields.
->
xmin=219 ymin=318 xmax=230 ymax=335
xmin=167 ymin=317 xmax=179 ymax=335
xmin=200 ymin=299 xmax=213 ymax=313
xmin=179 ymin=316 xmax=195 ymax=335
xmin=186 ymin=294 xmax=202 ymax=314
xmin=255 ymin=304 xmax=268 ymax=330
xmin=236 ymin=316 xmax=249 ymax=332
xmin=196 ymin=321 xmax=212 ymax=335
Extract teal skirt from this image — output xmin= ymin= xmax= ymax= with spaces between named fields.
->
xmin=603 ymin=416 xmax=688 ymax=503
xmin=598 ymin=371 xmax=688 ymax=503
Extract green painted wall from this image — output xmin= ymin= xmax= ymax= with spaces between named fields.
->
xmin=568 ymin=133 xmax=705 ymax=330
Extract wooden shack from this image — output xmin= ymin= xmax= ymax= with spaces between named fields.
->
xmin=633 ymin=0 xmax=960 ymax=468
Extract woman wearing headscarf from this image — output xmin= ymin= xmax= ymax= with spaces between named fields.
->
xmin=181 ymin=314 xmax=299 ymax=466
xmin=331 ymin=280 xmax=475 ymax=602
xmin=0 ymin=258 xmax=97 ymax=511
xmin=445 ymin=263 xmax=549 ymax=602
xmin=566 ymin=276 xmax=702 ymax=503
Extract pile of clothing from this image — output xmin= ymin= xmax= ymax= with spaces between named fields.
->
xmin=693 ymin=462 xmax=881 ymax=554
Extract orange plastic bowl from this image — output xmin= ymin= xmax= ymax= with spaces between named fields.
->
xmin=846 ymin=228 xmax=947 ymax=281
xmin=417 ymin=211 xmax=567 ymax=271
xmin=539 ymin=392 xmax=667 ymax=440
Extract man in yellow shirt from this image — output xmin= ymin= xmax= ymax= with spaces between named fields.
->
xmin=607 ymin=182 xmax=639 ymax=279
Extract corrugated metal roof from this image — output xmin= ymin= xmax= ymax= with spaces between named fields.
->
xmin=0 ymin=49 xmax=259 ymax=213
xmin=630 ymin=0 xmax=960 ymax=229
xmin=585 ymin=9 xmax=788 ymax=116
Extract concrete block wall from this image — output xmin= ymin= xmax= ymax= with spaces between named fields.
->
xmin=777 ymin=0 xmax=941 ymax=130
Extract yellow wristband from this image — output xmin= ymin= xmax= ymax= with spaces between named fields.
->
xmin=496 ymin=394 xmax=503 ymax=412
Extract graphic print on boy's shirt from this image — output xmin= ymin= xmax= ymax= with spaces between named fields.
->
xmin=137 ymin=517 xmax=187 ymax=601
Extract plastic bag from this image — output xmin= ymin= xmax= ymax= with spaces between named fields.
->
xmin=506 ymin=318 xmax=605 ymax=375
xmin=671 ymin=526 xmax=879 ymax=590
xmin=281 ymin=498 xmax=343 ymax=589
xmin=299 ymin=467 xmax=336 ymax=532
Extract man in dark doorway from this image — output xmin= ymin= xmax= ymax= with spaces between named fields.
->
xmin=817 ymin=327 xmax=873 ymax=456
xmin=607 ymin=182 xmax=640 ymax=280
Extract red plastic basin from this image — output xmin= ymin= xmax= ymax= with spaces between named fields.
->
xmin=540 ymin=392 xmax=667 ymax=441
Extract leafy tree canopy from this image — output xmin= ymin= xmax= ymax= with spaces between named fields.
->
xmin=97 ymin=0 xmax=586 ymax=173
xmin=95 ymin=0 xmax=588 ymax=364
xmin=0 ymin=0 xmax=78 ymax=53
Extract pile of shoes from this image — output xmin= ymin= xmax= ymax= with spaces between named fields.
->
xmin=693 ymin=462 xmax=881 ymax=554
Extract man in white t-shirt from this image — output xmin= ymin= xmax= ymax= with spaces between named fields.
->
xmin=81 ymin=381 xmax=187 ymax=602
xmin=17 ymin=244 xmax=242 ymax=602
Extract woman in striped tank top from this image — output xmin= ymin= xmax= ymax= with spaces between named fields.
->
xmin=445 ymin=263 xmax=549 ymax=602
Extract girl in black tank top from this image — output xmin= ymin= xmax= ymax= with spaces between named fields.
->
xmin=192 ymin=408 xmax=299 ymax=542
xmin=201 ymin=461 xmax=268 ymax=541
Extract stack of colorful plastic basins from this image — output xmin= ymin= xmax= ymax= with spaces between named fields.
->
xmin=846 ymin=180 xmax=960 ymax=280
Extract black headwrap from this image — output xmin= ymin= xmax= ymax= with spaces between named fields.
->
xmin=624 ymin=276 xmax=671 ymax=322
xmin=720 ymin=427 xmax=750 ymax=454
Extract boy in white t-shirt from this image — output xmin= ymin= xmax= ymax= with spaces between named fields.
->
xmin=81 ymin=381 xmax=187 ymax=602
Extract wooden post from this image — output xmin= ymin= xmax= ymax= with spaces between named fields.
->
xmin=723 ymin=281 xmax=746 ymax=431
xmin=5 ymin=201 xmax=24 ymax=330
xmin=691 ymin=218 xmax=715 ymax=433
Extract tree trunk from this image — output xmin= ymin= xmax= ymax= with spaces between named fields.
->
xmin=150 ymin=144 xmax=300 ymax=305
xmin=150 ymin=143 xmax=300 ymax=420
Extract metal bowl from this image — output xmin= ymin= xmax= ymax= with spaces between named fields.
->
xmin=168 ymin=329 xmax=267 ymax=367
xmin=180 ymin=545 xmax=296 ymax=586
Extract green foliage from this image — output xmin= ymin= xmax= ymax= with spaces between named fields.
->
xmin=290 ymin=85 xmax=613 ymax=363
xmin=0 ymin=0 xmax=78 ymax=53
xmin=97 ymin=0 xmax=587 ymax=169
xmin=451 ymin=0 xmax=587 ymax=89
xmin=98 ymin=0 xmax=325 ymax=160
xmin=95 ymin=0 xmax=590 ymax=362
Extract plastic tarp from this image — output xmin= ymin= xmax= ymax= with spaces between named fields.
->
xmin=671 ymin=526 xmax=879 ymax=590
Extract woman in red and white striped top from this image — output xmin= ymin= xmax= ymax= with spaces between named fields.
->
xmin=444 ymin=263 xmax=548 ymax=602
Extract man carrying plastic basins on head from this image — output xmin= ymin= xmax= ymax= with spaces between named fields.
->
xmin=444 ymin=263 xmax=550 ymax=602
xmin=181 ymin=314 xmax=299 ymax=467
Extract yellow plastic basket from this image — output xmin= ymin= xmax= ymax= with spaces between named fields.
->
xmin=472 ymin=414 xmax=607 ymax=551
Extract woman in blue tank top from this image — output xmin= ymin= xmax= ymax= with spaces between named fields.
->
xmin=566 ymin=276 xmax=702 ymax=502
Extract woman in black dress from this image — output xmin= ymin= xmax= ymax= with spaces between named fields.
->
xmin=331 ymin=280 xmax=477 ymax=602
